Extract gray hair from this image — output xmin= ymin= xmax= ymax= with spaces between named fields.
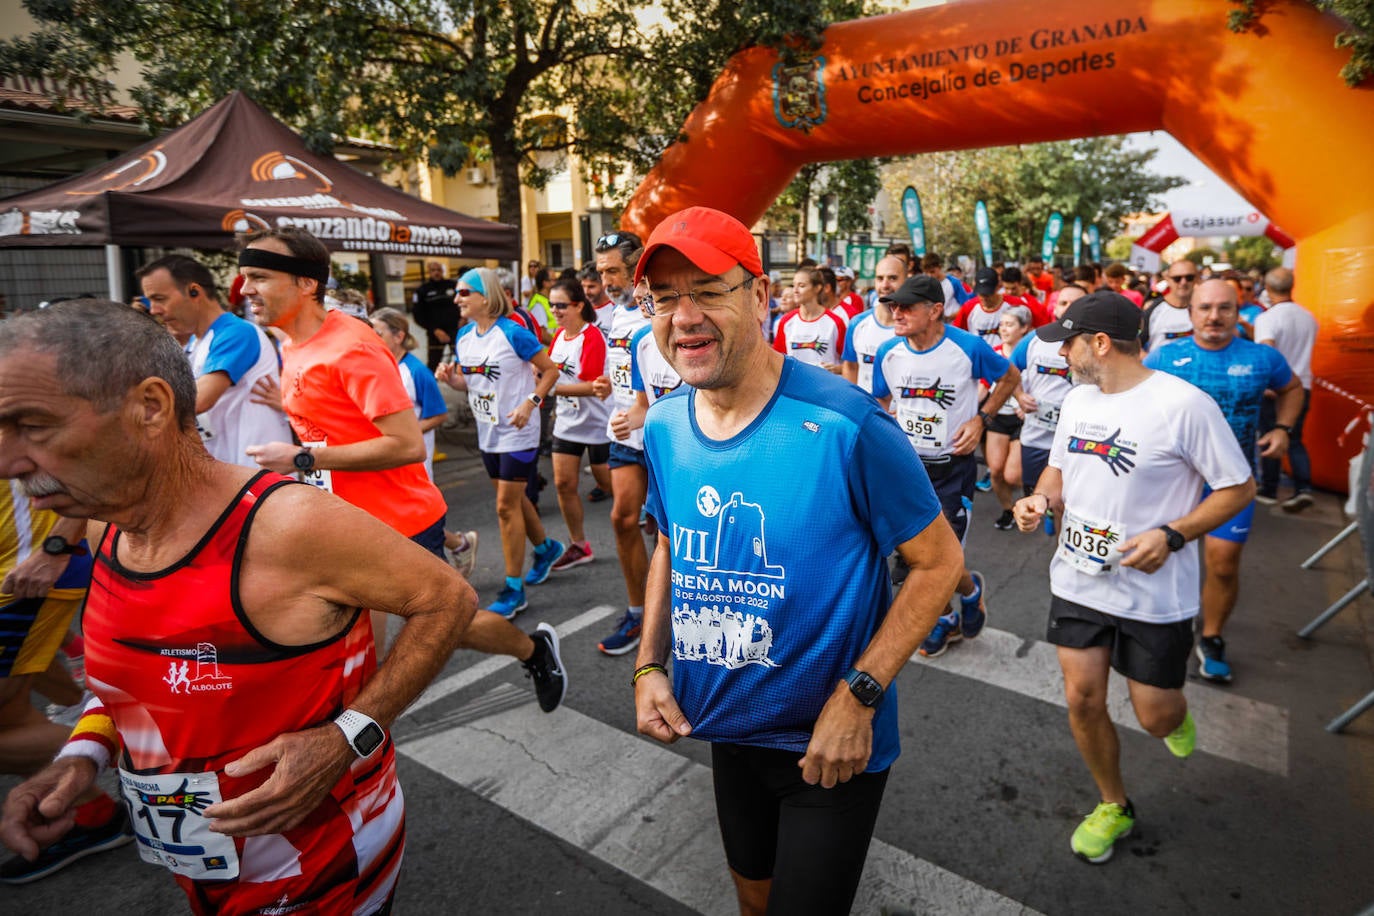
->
xmin=1264 ymin=267 xmax=1294 ymax=297
xmin=0 ymin=299 xmax=197 ymax=429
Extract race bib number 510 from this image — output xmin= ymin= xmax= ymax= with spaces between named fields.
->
xmin=119 ymin=769 xmax=239 ymax=880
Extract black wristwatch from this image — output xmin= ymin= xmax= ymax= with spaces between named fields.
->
xmin=844 ymin=668 xmax=884 ymax=708
xmin=42 ymin=536 xmax=88 ymax=557
xmin=1274 ymin=424 xmax=1294 ymax=435
xmin=978 ymin=410 xmax=995 ymax=428
xmin=1159 ymin=525 xmax=1186 ymax=552
xmin=293 ymin=447 xmax=315 ymax=472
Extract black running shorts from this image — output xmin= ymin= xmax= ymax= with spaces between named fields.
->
xmin=710 ymin=742 xmax=888 ymax=915
xmin=1046 ymin=595 xmax=1194 ymax=689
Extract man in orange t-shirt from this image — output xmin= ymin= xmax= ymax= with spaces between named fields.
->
xmin=241 ymin=227 xmax=567 ymax=713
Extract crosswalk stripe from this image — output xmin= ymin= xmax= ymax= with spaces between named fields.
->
xmin=913 ymin=627 xmax=1289 ymax=776
xmin=398 ymin=684 xmax=1042 ymax=916
xmin=404 ymin=604 xmax=620 ymax=716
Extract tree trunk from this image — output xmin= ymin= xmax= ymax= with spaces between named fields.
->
xmin=491 ymin=139 xmax=523 ymax=241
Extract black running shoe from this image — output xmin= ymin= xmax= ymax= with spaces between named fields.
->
xmin=523 ymin=623 xmax=567 ymax=713
xmin=0 ymin=805 xmax=133 ymax=885
xmin=994 ymin=509 xmax=1015 ymax=530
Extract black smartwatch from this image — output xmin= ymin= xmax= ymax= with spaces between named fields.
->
xmin=1159 ymin=525 xmax=1186 ymax=552
xmin=334 ymin=709 xmax=386 ymax=759
xmin=1274 ymin=424 xmax=1294 ymax=435
xmin=978 ymin=410 xmax=995 ymax=428
xmin=42 ymin=536 xmax=88 ymax=557
xmin=293 ymin=447 xmax=315 ymax=472
xmin=844 ymin=668 xmax=884 ymax=708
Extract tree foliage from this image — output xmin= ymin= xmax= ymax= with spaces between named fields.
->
xmin=881 ymin=138 xmax=1187 ymax=264
xmin=764 ymin=157 xmax=884 ymax=246
xmin=1226 ymin=235 xmax=1282 ymax=272
xmin=0 ymin=0 xmax=868 ymax=233
xmin=1229 ymin=0 xmax=1374 ymax=86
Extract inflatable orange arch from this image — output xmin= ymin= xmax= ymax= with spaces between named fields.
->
xmin=623 ymin=0 xmax=1374 ymax=490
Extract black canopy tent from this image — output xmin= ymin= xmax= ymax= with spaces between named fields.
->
xmin=0 ymin=91 xmax=518 ymax=301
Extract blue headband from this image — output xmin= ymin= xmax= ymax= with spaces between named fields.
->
xmin=459 ymin=269 xmax=486 ymax=297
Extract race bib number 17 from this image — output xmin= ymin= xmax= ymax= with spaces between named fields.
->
xmin=119 ymin=769 xmax=239 ymax=880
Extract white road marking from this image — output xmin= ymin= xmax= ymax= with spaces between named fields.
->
xmin=913 ymin=627 xmax=1289 ymax=776
xmin=399 ymin=685 xmax=1041 ymax=916
xmin=404 ymin=604 xmax=620 ymax=715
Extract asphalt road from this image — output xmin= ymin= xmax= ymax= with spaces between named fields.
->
xmin=4 ymin=416 xmax=1373 ymax=915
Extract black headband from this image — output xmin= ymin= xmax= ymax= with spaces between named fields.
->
xmin=237 ymin=247 xmax=331 ymax=284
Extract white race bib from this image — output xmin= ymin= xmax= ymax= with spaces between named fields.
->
xmin=1057 ymin=507 xmax=1125 ymax=576
xmin=610 ymin=354 xmax=633 ymax=399
xmin=119 ymin=769 xmax=239 ymax=880
xmin=557 ymin=394 xmax=580 ymax=416
xmin=299 ymin=439 xmax=333 ymax=493
xmin=195 ymin=413 xmax=216 ymax=443
xmin=1026 ymin=400 xmax=1062 ymax=434
xmin=468 ymin=390 xmax=499 ymax=425
xmin=896 ymin=401 xmax=947 ymax=449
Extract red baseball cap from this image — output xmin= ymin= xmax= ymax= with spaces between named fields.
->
xmin=634 ymin=206 xmax=764 ymax=286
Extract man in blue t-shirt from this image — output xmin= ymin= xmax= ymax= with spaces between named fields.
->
xmin=1144 ymin=279 xmax=1303 ymax=683
xmin=631 ymin=207 xmax=963 ymax=916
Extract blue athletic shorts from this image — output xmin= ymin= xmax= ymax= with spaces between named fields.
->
xmin=481 ymin=448 xmax=539 ymax=482
xmin=608 ymin=441 xmax=646 ymax=469
xmin=1203 ymin=485 xmax=1256 ymax=544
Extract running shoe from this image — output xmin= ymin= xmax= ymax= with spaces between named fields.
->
xmin=1254 ymin=489 xmax=1278 ymax=505
xmin=1195 ymin=636 xmax=1233 ymax=684
xmin=551 ymin=542 xmax=593 ymax=571
xmin=994 ymin=509 xmax=1015 ymax=530
xmin=1164 ymin=710 xmax=1196 ymax=758
xmin=918 ymin=611 xmax=962 ymax=658
xmin=1281 ymin=491 xmax=1314 ymax=513
xmin=598 ymin=609 xmax=643 ymax=656
xmin=960 ymin=571 xmax=987 ymax=639
xmin=489 ymin=585 xmax=528 ymax=620
xmin=0 ymin=805 xmax=133 ymax=884
xmin=523 ymin=623 xmax=567 ymax=713
xmin=588 ymin=487 xmax=611 ymax=503
xmin=1070 ymin=800 xmax=1135 ymax=864
xmin=525 ymin=538 xmax=567 ymax=586
xmin=975 ymin=472 xmax=993 ymax=492
xmin=446 ymin=530 xmax=480 ymax=579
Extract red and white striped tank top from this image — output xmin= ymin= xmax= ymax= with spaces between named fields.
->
xmin=86 ymin=472 xmax=404 ymax=915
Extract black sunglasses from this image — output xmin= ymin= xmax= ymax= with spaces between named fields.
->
xmin=1168 ymin=274 xmax=1197 ymax=283
xmin=594 ymin=231 xmax=642 ymax=254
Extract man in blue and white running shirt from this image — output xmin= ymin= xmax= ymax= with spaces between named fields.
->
xmin=137 ymin=255 xmax=291 ymax=469
xmin=1012 ymin=283 xmax=1086 ymax=494
xmin=841 ymin=255 xmax=902 ymax=394
xmin=589 ymin=231 xmax=656 ymax=656
xmin=631 ymin=207 xmax=962 ymax=916
xmin=871 ymin=275 xmax=1020 ymax=659
xmin=1144 ymin=279 xmax=1303 ymax=683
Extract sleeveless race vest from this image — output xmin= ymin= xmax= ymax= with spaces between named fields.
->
xmin=86 ymin=471 xmax=404 ymax=916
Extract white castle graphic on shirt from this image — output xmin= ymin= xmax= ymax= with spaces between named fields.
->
xmin=700 ymin=491 xmax=785 ymax=580
xmin=672 ymin=602 xmax=778 ymax=669
xmin=164 ymin=642 xmax=233 ymax=695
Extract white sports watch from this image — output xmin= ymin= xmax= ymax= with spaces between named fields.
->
xmin=334 ymin=709 xmax=386 ymax=759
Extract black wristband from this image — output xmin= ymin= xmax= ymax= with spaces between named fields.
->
xmin=1275 ymin=424 xmax=1293 ymax=434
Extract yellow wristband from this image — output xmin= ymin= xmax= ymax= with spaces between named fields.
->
xmin=632 ymin=663 xmax=666 ymax=686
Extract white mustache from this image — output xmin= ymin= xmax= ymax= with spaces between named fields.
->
xmin=19 ymin=472 xmax=65 ymax=498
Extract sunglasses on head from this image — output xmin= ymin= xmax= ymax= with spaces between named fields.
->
xmin=595 ymin=231 xmax=641 ymax=254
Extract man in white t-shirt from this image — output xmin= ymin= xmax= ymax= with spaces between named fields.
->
xmin=1013 ymin=290 xmax=1254 ymax=866
xmin=137 ymin=255 xmax=292 ymax=469
xmin=1140 ymin=260 xmax=1197 ymax=353
xmin=1254 ymin=267 xmax=1319 ymax=510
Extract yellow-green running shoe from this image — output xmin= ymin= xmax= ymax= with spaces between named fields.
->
xmin=1071 ymin=800 xmax=1135 ymax=864
xmin=1164 ymin=710 xmax=1196 ymax=758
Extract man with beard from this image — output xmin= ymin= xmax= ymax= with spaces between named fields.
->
xmin=841 ymin=255 xmax=903 ymax=394
xmin=1014 ymin=290 xmax=1253 ymax=865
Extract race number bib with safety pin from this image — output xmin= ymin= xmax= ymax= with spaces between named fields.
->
xmin=610 ymin=354 xmax=633 ymax=399
xmin=896 ymin=402 xmax=947 ymax=449
xmin=1026 ymin=400 xmax=1062 ymax=434
xmin=195 ymin=412 xmax=216 ymax=443
xmin=119 ymin=769 xmax=239 ymax=880
xmin=557 ymin=395 xmax=580 ymax=416
xmin=467 ymin=391 xmax=498 ymax=425
xmin=1057 ymin=507 xmax=1125 ymax=576
xmin=299 ymin=439 xmax=333 ymax=493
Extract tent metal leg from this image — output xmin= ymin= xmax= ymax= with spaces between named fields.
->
xmin=1298 ymin=580 xmax=1369 ymax=639
xmin=1328 ymin=690 xmax=1374 ymax=734
xmin=1301 ymin=520 xmax=1360 ymax=569
xmin=105 ymin=244 xmax=125 ymax=302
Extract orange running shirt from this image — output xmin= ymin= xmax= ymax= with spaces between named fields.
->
xmin=281 ymin=310 xmax=446 ymax=537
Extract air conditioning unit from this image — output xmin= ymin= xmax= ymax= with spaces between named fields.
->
xmin=466 ymin=167 xmax=486 ymax=185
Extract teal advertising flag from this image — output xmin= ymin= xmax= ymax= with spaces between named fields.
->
xmin=975 ymin=200 xmax=993 ymax=265
xmin=1071 ymin=216 xmax=1083 ymax=266
xmin=1041 ymin=211 xmax=1064 ymax=262
xmin=1088 ymin=224 xmax=1102 ymax=263
xmin=901 ymin=186 xmax=927 ymax=257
